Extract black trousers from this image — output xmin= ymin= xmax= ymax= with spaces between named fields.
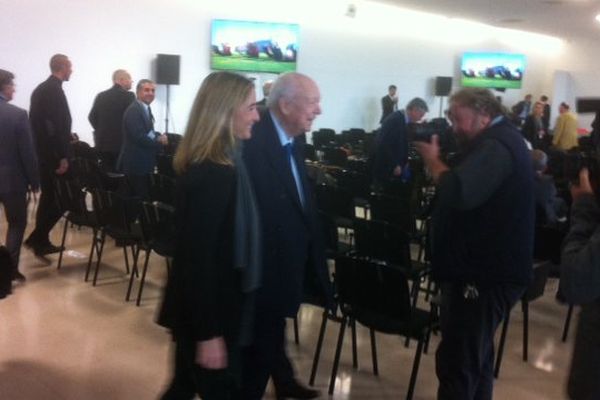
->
xmin=160 ymin=335 xmax=241 ymax=400
xmin=241 ymin=311 xmax=297 ymax=400
xmin=0 ymin=192 xmax=28 ymax=272
xmin=436 ymin=282 xmax=525 ymax=400
xmin=28 ymin=165 xmax=62 ymax=246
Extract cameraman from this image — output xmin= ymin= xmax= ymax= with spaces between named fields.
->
xmin=560 ymin=167 xmax=600 ymax=399
xmin=415 ymin=88 xmax=533 ymax=399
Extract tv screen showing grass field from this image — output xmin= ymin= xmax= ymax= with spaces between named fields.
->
xmin=211 ymin=19 xmax=299 ymax=74
xmin=461 ymin=52 xmax=526 ymax=89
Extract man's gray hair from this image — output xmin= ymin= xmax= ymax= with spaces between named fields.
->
xmin=450 ymin=88 xmax=505 ymax=118
xmin=266 ymin=72 xmax=310 ymax=110
xmin=406 ymin=97 xmax=428 ymax=112
xmin=136 ymin=79 xmax=154 ymax=92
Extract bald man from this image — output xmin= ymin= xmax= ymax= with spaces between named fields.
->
xmin=242 ymin=72 xmax=333 ymax=399
xmin=89 ymin=69 xmax=135 ymax=170
xmin=25 ymin=54 xmax=73 ymax=257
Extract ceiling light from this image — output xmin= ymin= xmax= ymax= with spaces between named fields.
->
xmin=596 ymin=14 xmax=600 ymax=22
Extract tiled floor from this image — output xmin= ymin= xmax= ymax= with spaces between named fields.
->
xmin=0 ymin=204 xmax=575 ymax=399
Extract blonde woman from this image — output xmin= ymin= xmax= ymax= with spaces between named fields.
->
xmin=158 ymin=71 xmax=260 ymax=399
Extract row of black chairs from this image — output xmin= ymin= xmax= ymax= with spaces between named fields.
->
xmin=53 ymin=160 xmax=177 ymax=306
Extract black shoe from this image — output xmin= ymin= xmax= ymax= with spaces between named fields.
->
xmin=33 ymin=244 xmax=64 ymax=257
xmin=275 ymin=382 xmax=320 ymax=399
xmin=12 ymin=271 xmax=26 ymax=282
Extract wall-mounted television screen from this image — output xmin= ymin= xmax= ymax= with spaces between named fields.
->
xmin=211 ymin=19 xmax=299 ymax=74
xmin=461 ymin=52 xmax=526 ymax=89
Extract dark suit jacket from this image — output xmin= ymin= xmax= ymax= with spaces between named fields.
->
xmin=380 ymin=95 xmax=396 ymax=123
xmin=118 ymin=100 xmax=161 ymax=175
xmin=522 ymin=115 xmax=546 ymax=149
xmin=0 ymin=97 xmax=39 ymax=194
xmin=373 ymin=110 xmax=408 ymax=182
xmin=88 ymin=84 xmax=135 ymax=154
xmin=158 ymin=162 xmax=243 ymax=342
xmin=243 ymin=111 xmax=332 ymax=317
xmin=29 ymin=75 xmax=72 ymax=167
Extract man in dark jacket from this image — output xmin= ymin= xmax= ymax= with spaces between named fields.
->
xmin=0 ymin=69 xmax=39 ymax=281
xmin=242 ymin=72 xmax=332 ymax=400
xmin=88 ymin=69 xmax=135 ymax=170
xmin=560 ymin=167 xmax=600 ymax=400
xmin=25 ymin=54 xmax=72 ymax=257
xmin=416 ymin=88 xmax=534 ymax=400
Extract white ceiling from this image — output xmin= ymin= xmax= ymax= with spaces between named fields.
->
xmin=373 ymin=0 xmax=600 ymax=41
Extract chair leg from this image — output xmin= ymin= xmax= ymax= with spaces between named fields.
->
xmin=562 ymin=304 xmax=574 ymax=342
xmin=127 ymin=249 xmax=148 ymax=302
xmin=293 ymin=315 xmax=300 ymax=345
xmin=351 ymin=318 xmax=358 ymax=369
xmin=328 ymin=317 xmax=348 ymax=395
xmin=370 ymin=328 xmax=379 ymax=376
xmin=92 ymin=231 xmax=107 ymax=286
xmin=57 ymin=217 xmax=69 ymax=269
xmin=309 ymin=310 xmax=328 ymax=386
xmin=523 ymin=301 xmax=529 ymax=362
xmin=406 ymin=336 xmax=425 ymax=400
xmin=494 ymin=312 xmax=511 ymax=379
xmin=85 ymin=228 xmax=99 ymax=281
xmin=135 ymin=249 xmax=152 ymax=306
xmin=123 ymin=245 xmax=130 ymax=275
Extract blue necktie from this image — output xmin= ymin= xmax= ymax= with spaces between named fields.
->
xmin=285 ymin=143 xmax=305 ymax=208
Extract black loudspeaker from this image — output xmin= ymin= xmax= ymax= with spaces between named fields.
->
xmin=156 ymin=54 xmax=180 ymax=85
xmin=576 ymin=98 xmax=600 ymax=113
xmin=435 ymin=76 xmax=452 ymax=96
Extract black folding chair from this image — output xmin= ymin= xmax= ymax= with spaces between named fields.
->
xmin=327 ymin=255 xmax=437 ymax=400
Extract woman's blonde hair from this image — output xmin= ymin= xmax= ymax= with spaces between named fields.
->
xmin=173 ymin=71 xmax=254 ymax=174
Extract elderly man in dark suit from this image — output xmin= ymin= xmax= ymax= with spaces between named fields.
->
xmin=117 ymin=79 xmax=168 ymax=198
xmin=88 ymin=69 xmax=135 ymax=170
xmin=25 ymin=54 xmax=72 ymax=257
xmin=0 ymin=69 xmax=40 ymax=281
xmin=242 ymin=72 xmax=332 ymax=400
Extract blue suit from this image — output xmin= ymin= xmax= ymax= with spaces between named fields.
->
xmin=0 ymin=96 xmax=39 ymax=272
xmin=241 ymin=110 xmax=332 ymax=399
xmin=118 ymin=100 xmax=161 ymax=175
xmin=373 ymin=110 xmax=409 ymax=182
xmin=118 ymin=101 xmax=162 ymax=197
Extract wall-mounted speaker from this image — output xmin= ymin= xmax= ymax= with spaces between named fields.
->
xmin=435 ymin=76 xmax=452 ymax=96
xmin=156 ymin=54 xmax=180 ymax=85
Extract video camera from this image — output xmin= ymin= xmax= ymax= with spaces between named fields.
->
xmin=406 ymin=118 xmax=450 ymax=143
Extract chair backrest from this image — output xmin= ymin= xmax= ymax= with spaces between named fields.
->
xmin=523 ymin=261 xmax=551 ymax=302
xmin=70 ymin=157 xmax=105 ymax=190
xmin=156 ymin=154 xmax=175 ymax=178
xmin=92 ymin=189 xmax=140 ymax=233
xmin=335 ymin=169 xmax=371 ymax=200
xmin=139 ymin=201 xmax=176 ymax=256
xmin=312 ymin=128 xmax=336 ymax=149
xmin=533 ymin=224 xmax=565 ymax=264
xmin=147 ymin=173 xmax=176 ymax=206
xmin=352 ymin=218 xmax=412 ymax=267
xmin=315 ymin=183 xmax=355 ymax=219
xmin=335 ymin=255 xmax=412 ymax=332
xmin=368 ymin=192 xmax=415 ymax=233
xmin=322 ymin=147 xmax=348 ymax=168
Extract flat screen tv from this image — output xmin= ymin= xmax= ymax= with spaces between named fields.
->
xmin=461 ymin=52 xmax=526 ymax=89
xmin=210 ymin=19 xmax=299 ymax=74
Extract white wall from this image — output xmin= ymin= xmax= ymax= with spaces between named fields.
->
xmin=1 ymin=0 xmax=585 ymax=145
